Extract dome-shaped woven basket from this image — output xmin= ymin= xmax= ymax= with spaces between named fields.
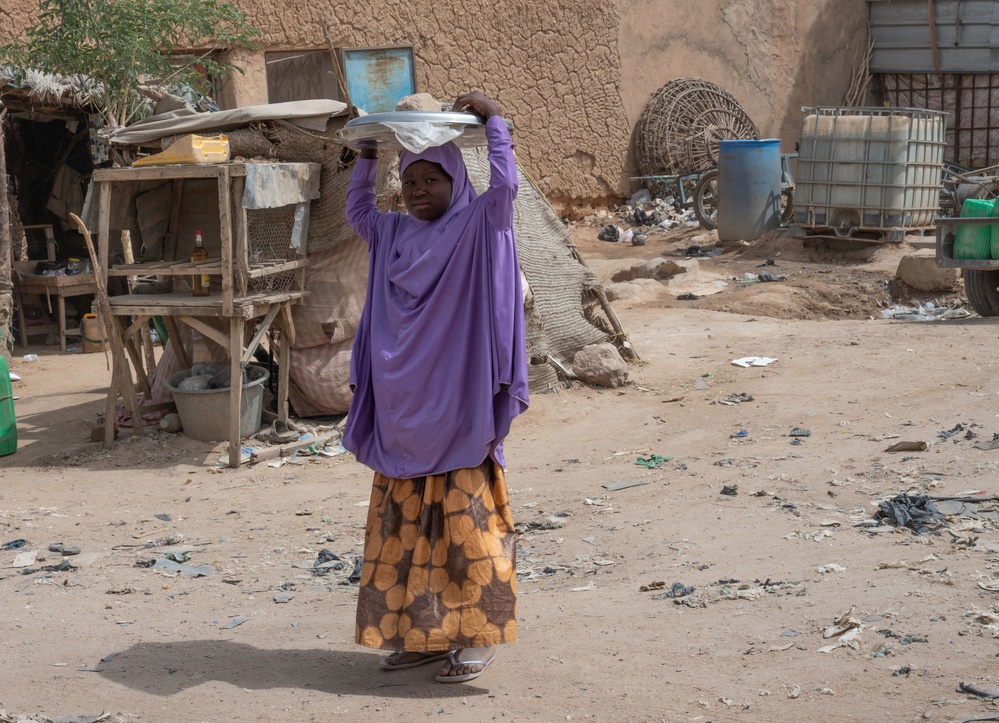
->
xmin=636 ymin=77 xmax=760 ymax=178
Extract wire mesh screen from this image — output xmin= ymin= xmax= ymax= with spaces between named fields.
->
xmin=879 ymin=72 xmax=999 ymax=169
xmin=245 ymin=205 xmax=303 ymax=295
xmin=636 ymin=77 xmax=759 ymax=178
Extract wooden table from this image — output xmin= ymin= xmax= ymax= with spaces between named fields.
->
xmin=13 ymin=263 xmax=100 ymax=352
xmin=91 ymin=162 xmax=314 ymax=466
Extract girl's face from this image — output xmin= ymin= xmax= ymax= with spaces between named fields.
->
xmin=401 ymin=160 xmax=453 ymax=221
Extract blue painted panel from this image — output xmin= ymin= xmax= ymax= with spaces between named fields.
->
xmin=343 ymin=47 xmax=416 ymax=114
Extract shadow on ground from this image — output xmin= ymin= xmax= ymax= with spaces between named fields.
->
xmin=99 ymin=640 xmax=489 ymax=698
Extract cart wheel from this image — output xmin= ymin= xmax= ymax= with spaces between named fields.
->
xmin=963 ymin=269 xmax=999 ymax=316
xmin=693 ymin=169 xmax=718 ymax=230
xmin=781 ymin=187 xmax=795 ymax=225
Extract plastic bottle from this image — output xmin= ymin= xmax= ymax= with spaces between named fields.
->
xmin=0 ymin=355 xmax=17 ymax=456
xmin=190 ymin=230 xmax=210 ymax=297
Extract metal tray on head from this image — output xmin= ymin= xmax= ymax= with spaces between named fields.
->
xmin=335 ymin=111 xmax=510 ymax=151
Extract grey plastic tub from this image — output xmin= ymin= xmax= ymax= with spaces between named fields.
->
xmin=165 ymin=365 xmax=269 ymax=442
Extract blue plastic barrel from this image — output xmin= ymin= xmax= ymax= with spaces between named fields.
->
xmin=717 ymin=139 xmax=782 ymax=242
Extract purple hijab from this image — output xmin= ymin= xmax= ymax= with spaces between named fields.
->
xmin=343 ymin=117 xmax=529 ymax=479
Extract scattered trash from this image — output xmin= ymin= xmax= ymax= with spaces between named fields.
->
xmin=974 ymin=434 xmax=999 ymax=451
xmin=597 ymin=224 xmax=620 ymax=242
xmin=878 ymin=302 xmax=970 ymax=321
xmin=154 ymin=513 xmax=171 ymax=521
xmin=685 ymin=245 xmax=724 ymax=258
xmin=312 ymin=548 xmax=345 ymax=576
xmin=731 ymin=429 xmax=749 ymax=439
xmin=875 ymin=494 xmax=945 ymax=535
xmin=635 ymin=454 xmax=672 ymax=469
xmin=48 ymin=543 xmax=81 ymax=555
xmin=632 ymin=233 xmax=648 ymax=247
xmin=958 ymin=682 xmax=999 ymax=699
xmin=162 ymin=550 xmax=190 ymax=563
xmin=720 ymin=484 xmax=739 ymax=496
xmin=22 ymin=354 xmax=38 ymax=362
xmin=222 ymin=616 xmax=249 ymax=629
xmin=731 ymin=357 xmax=777 ymax=368
xmin=756 ymin=259 xmax=776 ymax=267
xmin=656 ymin=581 xmax=694 ymax=598
xmin=151 ymin=558 xmax=217 ymax=577
xmin=719 ymin=392 xmax=754 ymax=405
xmin=516 ymin=515 xmax=567 ymax=532
xmin=601 ymin=479 xmax=649 ymax=491
xmin=21 ymin=559 xmax=77 ymax=575
xmin=1 ymin=539 xmax=28 ymax=551
xmin=789 ymin=428 xmax=810 ymax=437
xmin=12 ymin=550 xmax=37 ymax=568
xmin=938 ymin=423 xmax=966 ymax=440
xmin=677 ymin=292 xmax=700 ymax=301
xmin=348 ymin=557 xmax=363 ymax=583
xmin=758 ymin=272 xmax=787 ymax=283
xmin=817 ymin=563 xmax=847 ymax=574
xmin=884 ymin=441 xmax=928 ymax=453
xmin=640 ymin=580 xmax=667 ymax=592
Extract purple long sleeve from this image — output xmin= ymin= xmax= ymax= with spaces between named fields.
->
xmin=342 ymin=118 xmax=529 ymax=479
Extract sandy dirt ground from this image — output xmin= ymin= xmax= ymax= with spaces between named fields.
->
xmin=4 ymin=223 xmax=999 ymax=723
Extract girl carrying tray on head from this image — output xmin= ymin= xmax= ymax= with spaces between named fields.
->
xmin=343 ymin=90 xmax=529 ymax=683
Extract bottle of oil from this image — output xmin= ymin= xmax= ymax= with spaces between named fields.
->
xmin=190 ymin=229 xmax=210 ymax=297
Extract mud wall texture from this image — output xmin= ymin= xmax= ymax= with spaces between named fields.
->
xmin=1 ymin=0 xmax=869 ymax=203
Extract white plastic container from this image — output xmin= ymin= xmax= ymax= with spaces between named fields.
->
xmin=795 ymin=107 xmax=946 ymax=234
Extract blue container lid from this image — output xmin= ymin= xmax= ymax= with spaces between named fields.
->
xmin=718 ymin=138 xmax=781 ymax=148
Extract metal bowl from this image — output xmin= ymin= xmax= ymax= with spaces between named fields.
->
xmin=335 ymin=111 xmax=510 ymax=151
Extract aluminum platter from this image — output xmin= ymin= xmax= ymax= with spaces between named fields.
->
xmin=335 ymin=111 xmax=511 ymax=151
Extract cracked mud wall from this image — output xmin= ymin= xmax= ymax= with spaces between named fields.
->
xmin=231 ymin=0 xmax=632 ymax=206
xmin=1 ymin=0 xmax=869 ymax=204
xmin=618 ymin=0 xmax=870 ymax=182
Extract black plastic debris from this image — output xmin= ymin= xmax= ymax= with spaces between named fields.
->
xmin=720 ymin=484 xmax=739 ymax=496
xmin=665 ymin=582 xmax=694 ymax=597
xmin=958 ymin=682 xmax=999 ymax=699
xmin=938 ymin=423 xmax=964 ymax=441
xmin=634 ymin=208 xmax=652 ymax=225
xmin=313 ymin=548 xmax=345 ymax=576
xmin=1 ymin=539 xmax=28 ymax=550
xmin=154 ymin=513 xmax=172 ymax=521
xmin=758 ymin=271 xmax=787 ymax=282
xmin=685 ymin=245 xmax=707 ymax=257
xmin=875 ymin=494 xmax=945 ymax=535
xmin=134 ymin=558 xmax=156 ymax=568
xmin=597 ymin=224 xmax=620 ymax=242
xmin=677 ymin=293 xmax=700 ymax=301
xmin=21 ymin=559 xmax=78 ymax=575
xmin=756 ymin=259 xmax=776 ymax=267
xmin=348 ymin=556 xmax=364 ymax=583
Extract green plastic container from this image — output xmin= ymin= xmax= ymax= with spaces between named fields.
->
xmin=0 ymin=355 xmax=16 ymax=456
xmin=954 ymin=199 xmax=994 ymax=260
xmin=988 ymin=200 xmax=999 ymax=259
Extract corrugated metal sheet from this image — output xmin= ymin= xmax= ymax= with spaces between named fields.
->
xmin=869 ymin=0 xmax=999 ymax=73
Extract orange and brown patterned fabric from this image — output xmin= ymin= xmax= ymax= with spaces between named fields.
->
xmin=356 ymin=460 xmax=518 ymax=651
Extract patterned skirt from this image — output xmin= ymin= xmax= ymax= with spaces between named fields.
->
xmin=355 ymin=459 xmax=518 ymax=651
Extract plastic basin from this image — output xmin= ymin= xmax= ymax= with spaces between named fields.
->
xmin=165 ymin=365 xmax=268 ymax=442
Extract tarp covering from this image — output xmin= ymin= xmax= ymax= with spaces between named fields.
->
xmin=110 ymin=99 xmax=348 ymax=145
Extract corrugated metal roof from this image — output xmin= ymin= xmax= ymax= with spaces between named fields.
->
xmin=869 ymin=0 xmax=999 ymax=73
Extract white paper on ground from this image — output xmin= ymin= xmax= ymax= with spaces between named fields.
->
xmin=731 ymin=357 xmax=778 ymax=368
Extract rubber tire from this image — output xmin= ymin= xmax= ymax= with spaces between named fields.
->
xmin=693 ymin=169 xmax=718 ymax=230
xmin=963 ymin=268 xmax=999 ymax=317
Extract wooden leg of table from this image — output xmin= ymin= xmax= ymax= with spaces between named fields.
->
xmin=57 ymin=295 xmax=66 ymax=352
xmin=228 ymin=316 xmax=244 ymax=468
xmin=162 ymin=317 xmax=190 ymax=370
xmin=111 ymin=316 xmax=145 ymax=438
xmin=103 ymin=355 xmax=119 ymax=449
xmin=16 ymin=294 xmax=27 ymax=348
xmin=116 ymin=317 xmax=153 ymax=400
xmin=278 ymin=311 xmax=291 ymax=422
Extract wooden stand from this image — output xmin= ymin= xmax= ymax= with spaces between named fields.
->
xmin=13 ymin=262 xmax=100 ymax=352
xmin=92 ymin=163 xmax=314 ymax=467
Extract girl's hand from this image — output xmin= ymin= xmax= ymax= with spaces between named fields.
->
xmin=453 ymin=90 xmax=502 ymax=119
